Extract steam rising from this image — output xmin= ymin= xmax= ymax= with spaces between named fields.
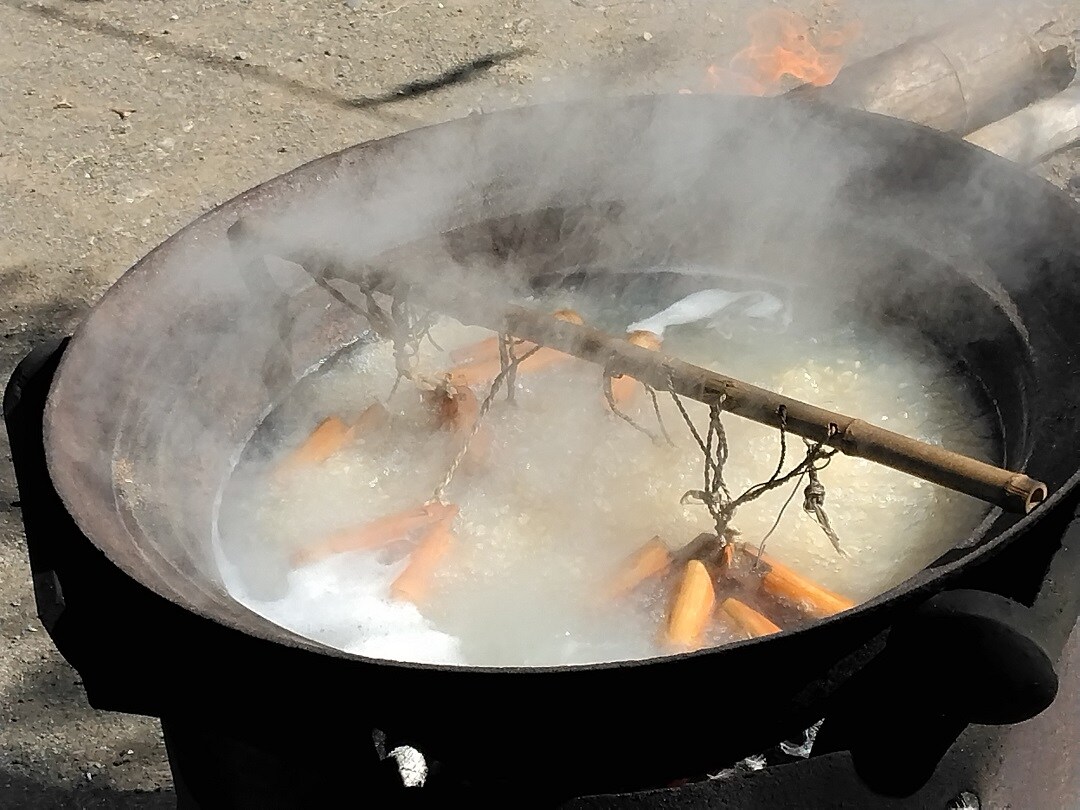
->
xmin=46 ymin=79 xmax=1058 ymax=661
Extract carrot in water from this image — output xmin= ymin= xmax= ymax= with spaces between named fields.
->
xmin=444 ymin=310 xmax=584 ymax=388
xmin=447 ymin=349 xmax=566 ymax=388
xmin=609 ymin=330 xmax=663 ymax=406
xmin=278 ymin=416 xmax=351 ymax=471
xmin=391 ymin=520 xmax=455 ymax=603
xmin=605 ymin=536 xmax=673 ymax=599
xmin=276 ymin=403 xmax=389 ymax=475
xmin=449 ymin=335 xmax=536 ymax=365
xmin=350 ymin=401 xmax=390 ymax=434
xmin=738 ymin=545 xmax=855 ymax=618
xmin=720 ymin=597 xmax=781 ymax=639
xmin=665 ymin=559 xmax=716 ymax=648
xmin=292 ymin=501 xmax=459 ymax=567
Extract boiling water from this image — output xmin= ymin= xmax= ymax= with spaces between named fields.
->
xmin=217 ymin=283 xmax=995 ymax=667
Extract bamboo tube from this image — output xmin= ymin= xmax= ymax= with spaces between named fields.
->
xmin=665 ymin=560 xmax=716 ymax=648
xmin=965 ymin=82 xmax=1080 ymax=164
xmin=737 ymin=544 xmax=855 ymax=619
xmin=721 ymin=597 xmax=781 ymax=638
xmin=494 ymin=306 xmax=1048 ymax=514
xmin=450 ymin=335 xmax=499 ymax=365
xmin=391 ymin=520 xmax=455 ymax=603
xmin=786 ymin=11 xmax=1076 ymax=136
xmin=292 ymin=501 xmax=459 ymax=567
xmin=605 ymin=536 xmax=674 ymax=599
xmin=448 ymin=347 xmax=574 ymax=387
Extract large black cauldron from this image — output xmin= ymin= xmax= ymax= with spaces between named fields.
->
xmin=7 ymin=95 xmax=1080 ymax=806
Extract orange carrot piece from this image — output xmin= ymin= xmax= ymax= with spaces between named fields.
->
xmin=443 ymin=310 xmax=585 ymax=388
xmin=606 ymin=536 xmax=673 ymax=599
xmin=447 ymin=347 xmax=574 ymax=388
xmin=350 ymin=401 xmax=390 ymax=434
xmin=425 ymin=384 xmax=490 ymax=470
xmin=739 ymin=546 xmax=856 ymax=618
xmin=391 ymin=520 xmax=455 ymax=603
xmin=721 ymin=598 xmax=781 ymax=638
xmin=449 ymin=336 xmax=537 ymax=365
xmin=450 ymin=335 xmax=502 ymax=365
xmin=276 ymin=404 xmax=389 ymax=475
xmin=665 ymin=560 xmax=716 ymax=648
xmin=292 ymin=501 xmax=459 ymax=567
xmin=609 ymin=330 xmax=663 ymax=406
xmin=278 ymin=416 xmax=351 ymax=471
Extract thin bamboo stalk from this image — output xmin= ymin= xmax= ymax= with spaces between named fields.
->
xmin=495 ymin=306 xmax=1047 ymax=514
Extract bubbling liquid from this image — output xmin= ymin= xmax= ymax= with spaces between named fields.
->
xmin=217 ymin=283 xmax=995 ymax=667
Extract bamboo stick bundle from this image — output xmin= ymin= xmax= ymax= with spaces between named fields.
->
xmin=965 ymin=82 xmax=1080 ymax=164
xmin=786 ymin=10 xmax=1075 ymax=135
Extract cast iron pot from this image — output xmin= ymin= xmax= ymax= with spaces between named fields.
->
xmin=21 ymin=95 xmax=1080 ymax=800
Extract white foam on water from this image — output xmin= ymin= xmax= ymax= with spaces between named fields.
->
xmin=238 ymin=549 xmax=464 ymax=665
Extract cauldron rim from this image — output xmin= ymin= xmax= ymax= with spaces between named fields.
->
xmin=42 ymin=93 xmax=1080 ymax=674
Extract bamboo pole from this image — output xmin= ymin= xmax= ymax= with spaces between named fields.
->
xmin=491 ymin=305 xmax=1047 ymax=514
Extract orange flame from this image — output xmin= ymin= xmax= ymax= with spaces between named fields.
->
xmin=702 ymin=10 xmax=860 ymax=96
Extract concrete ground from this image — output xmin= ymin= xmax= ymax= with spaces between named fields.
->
xmin=1 ymin=0 xmax=1079 ymax=806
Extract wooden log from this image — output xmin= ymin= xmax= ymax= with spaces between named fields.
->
xmin=787 ymin=11 xmax=1075 ymax=135
xmin=965 ymin=83 xmax=1080 ymax=164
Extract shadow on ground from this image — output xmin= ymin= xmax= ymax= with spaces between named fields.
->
xmin=0 ymin=628 xmax=176 ymax=808
xmin=1 ymin=283 xmax=176 ymax=806
xmin=2 ymin=0 xmax=522 ymax=116
xmin=0 ymin=771 xmax=174 ymax=810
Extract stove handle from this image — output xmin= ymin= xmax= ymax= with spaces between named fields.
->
xmin=4 ymin=337 xmax=73 ymax=633
xmin=815 ymin=504 xmax=1080 ymax=798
